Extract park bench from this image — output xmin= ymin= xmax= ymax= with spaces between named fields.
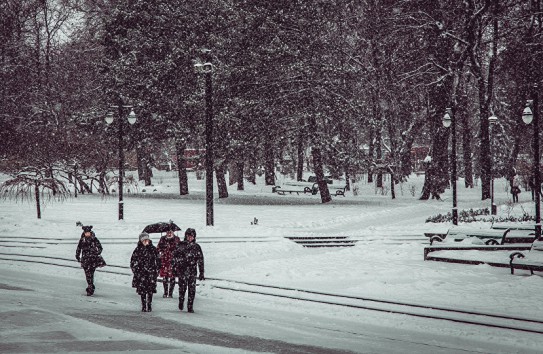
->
xmin=426 ymin=227 xmax=511 ymax=245
xmin=274 ymin=181 xmax=316 ymax=195
xmin=491 ymin=224 xmax=536 ymax=244
xmin=328 ymin=184 xmax=348 ymax=196
xmin=509 ymin=240 xmax=543 ymax=275
xmin=311 ymin=183 xmax=348 ymax=197
xmin=424 ymin=243 xmax=532 ymax=261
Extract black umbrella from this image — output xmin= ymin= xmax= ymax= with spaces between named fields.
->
xmin=142 ymin=222 xmax=181 ymax=234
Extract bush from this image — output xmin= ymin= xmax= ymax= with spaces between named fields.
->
xmin=426 ymin=208 xmax=534 ymax=223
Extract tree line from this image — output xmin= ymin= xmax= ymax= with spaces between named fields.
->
xmin=1 ymin=0 xmax=542 ymax=207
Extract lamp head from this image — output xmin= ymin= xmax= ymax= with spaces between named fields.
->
xmin=522 ymin=102 xmax=533 ymax=125
xmin=194 ymin=62 xmax=212 ymax=74
xmin=442 ymin=108 xmax=452 ymax=128
xmin=488 ymin=115 xmax=498 ymax=125
xmin=194 ymin=63 xmax=204 ymax=74
xmin=105 ymin=112 xmax=114 ymax=125
xmin=127 ymin=108 xmax=137 ymax=125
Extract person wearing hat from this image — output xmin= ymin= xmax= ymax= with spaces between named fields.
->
xmin=172 ymin=228 xmax=205 ymax=313
xmin=157 ymin=228 xmax=181 ymax=298
xmin=75 ymin=225 xmax=106 ymax=296
xmin=130 ymin=232 xmax=161 ymax=312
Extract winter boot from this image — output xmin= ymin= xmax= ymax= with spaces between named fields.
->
xmin=163 ymin=282 xmax=169 ymax=298
xmin=141 ymin=294 xmax=147 ymax=312
xmin=187 ymin=306 xmax=194 ymax=313
xmin=168 ymin=279 xmax=175 ymax=298
xmin=147 ymin=293 xmax=153 ymax=312
xmin=178 ymin=298 xmax=184 ymax=311
xmin=86 ymin=287 xmax=94 ymax=296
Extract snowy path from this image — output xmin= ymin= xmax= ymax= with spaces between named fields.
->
xmin=1 ymin=266 xmax=541 ymax=354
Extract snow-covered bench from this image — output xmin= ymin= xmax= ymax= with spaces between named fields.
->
xmin=509 ymin=240 xmax=543 ymax=275
xmin=427 ymin=227 xmax=511 ymax=245
xmin=328 ymin=184 xmax=347 ymax=197
xmin=273 ymin=181 xmax=316 ymax=195
xmin=424 ymin=243 xmax=532 ymax=260
xmin=491 ymin=224 xmax=536 ymax=244
xmin=312 ymin=183 xmax=347 ymax=197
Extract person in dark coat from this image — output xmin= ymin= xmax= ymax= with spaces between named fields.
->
xmin=172 ymin=228 xmax=204 ymax=313
xmin=75 ymin=225 xmax=106 ymax=296
xmin=131 ymin=232 xmax=161 ymax=312
xmin=511 ymin=175 xmax=521 ymax=203
xmin=157 ymin=229 xmax=181 ymax=298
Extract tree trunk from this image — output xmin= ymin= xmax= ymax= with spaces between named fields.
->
xmin=73 ymin=165 xmax=78 ymax=198
xmin=175 ymin=139 xmax=189 ymax=195
xmin=375 ymin=130 xmax=383 ymax=188
xmin=236 ymin=160 xmax=244 ymax=191
xmin=478 ymin=88 xmax=492 ymax=200
xmin=367 ymin=128 xmax=374 ymax=183
xmin=79 ymin=175 xmax=93 ymax=194
xmin=247 ymin=153 xmax=257 ymax=185
xmin=390 ymin=172 xmax=395 ymax=199
xmin=144 ymin=163 xmax=152 ymax=186
xmin=136 ymin=144 xmax=152 ymax=186
xmin=264 ymin=140 xmax=275 ymax=185
xmin=312 ymin=147 xmax=332 ymax=203
xmin=460 ymin=88 xmax=474 ymax=188
xmin=34 ymin=182 xmax=41 ymax=219
xmin=420 ymin=86 xmax=451 ymax=200
xmin=296 ymin=129 xmax=304 ymax=181
xmin=468 ymin=0 xmax=498 ymax=201
xmin=216 ymin=162 xmax=228 ymax=198
xmin=137 ymin=144 xmax=145 ymax=182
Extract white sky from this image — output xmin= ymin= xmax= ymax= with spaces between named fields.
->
xmin=1 ymin=171 xmax=542 ymax=353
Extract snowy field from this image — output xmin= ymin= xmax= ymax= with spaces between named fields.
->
xmin=1 ymin=170 xmax=542 ymax=353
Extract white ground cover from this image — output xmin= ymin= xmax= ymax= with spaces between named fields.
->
xmin=1 ymin=171 xmax=542 ymax=353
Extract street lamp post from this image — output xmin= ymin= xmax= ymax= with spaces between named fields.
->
xmin=194 ymin=50 xmax=214 ymax=226
xmin=522 ymin=84 xmax=541 ymax=240
xmin=443 ymin=107 xmax=458 ymax=226
xmin=105 ymin=100 xmax=137 ymax=220
xmin=489 ymin=115 xmax=498 ymax=215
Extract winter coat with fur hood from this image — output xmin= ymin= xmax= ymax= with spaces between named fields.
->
xmin=130 ymin=241 xmax=161 ymax=295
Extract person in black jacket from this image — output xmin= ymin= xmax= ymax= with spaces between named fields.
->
xmin=172 ymin=228 xmax=204 ymax=313
xmin=131 ymin=232 xmax=161 ymax=312
xmin=75 ymin=225 xmax=106 ymax=296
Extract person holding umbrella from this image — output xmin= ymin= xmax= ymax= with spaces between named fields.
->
xmin=172 ymin=228 xmax=205 ymax=313
xmin=157 ymin=228 xmax=181 ymax=298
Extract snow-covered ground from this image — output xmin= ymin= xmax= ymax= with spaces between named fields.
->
xmin=1 ymin=171 xmax=542 ymax=353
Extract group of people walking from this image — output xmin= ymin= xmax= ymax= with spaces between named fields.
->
xmin=75 ymin=225 xmax=205 ymax=313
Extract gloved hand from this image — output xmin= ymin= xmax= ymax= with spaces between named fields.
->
xmin=198 ymin=273 xmax=205 ymax=281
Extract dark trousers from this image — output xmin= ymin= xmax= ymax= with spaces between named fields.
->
xmin=163 ymin=277 xmax=175 ymax=296
xmin=140 ymin=292 xmax=153 ymax=312
xmin=179 ymin=275 xmax=196 ymax=309
xmin=83 ymin=266 xmax=96 ymax=289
